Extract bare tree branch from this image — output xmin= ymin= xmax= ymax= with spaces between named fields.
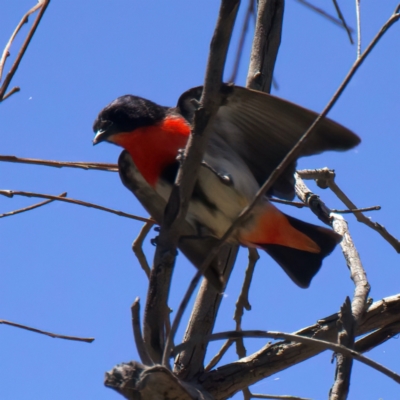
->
xmin=0 ymin=319 xmax=94 ymax=343
xmin=0 ymin=155 xmax=118 ymax=172
xmin=329 ymin=297 xmax=355 ymax=400
xmin=294 ymin=173 xmax=370 ymax=400
xmin=199 ymin=293 xmax=400 ymax=398
xmin=228 ymin=0 xmax=255 ymax=83
xmin=0 ymin=0 xmax=50 ymax=101
xmin=296 ymin=0 xmax=354 ymax=44
xmin=205 ymin=339 xmax=234 ymax=371
xmin=246 ymin=0 xmax=284 ymax=92
xmin=175 ymin=330 xmax=400 ymax=384
xmin=131 ymin=298 xmax=153 ymax=366
xmin=132 ymin=221 xmax=154 ymax=279
xmin=331 ymin=0 xmax=354 ymax=44
xmin=174 ymin=245 xmax=238 ymax=380
xmin=0 ymin=190 xmax=152 ymax=223
xmin=153 ymin=0 xmax=240 ymax=366
xmin=355 ymin=0 xmax=362 ymax=58
xmin=297 ymin=168 xmax=400 ymax=252
xmin=251 ymin=394 xmax=312 ymax=400
xmin=0 ymin=191 xmax=67 ymax=218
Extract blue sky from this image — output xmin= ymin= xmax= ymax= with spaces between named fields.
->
xmin=1 ymin=1 xmax=400 ymax=399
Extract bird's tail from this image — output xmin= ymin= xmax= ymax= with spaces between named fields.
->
xmin=239 ymin=203 xmax=341 ymax=288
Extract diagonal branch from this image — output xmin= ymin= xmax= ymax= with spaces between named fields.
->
xmin=331 ymin=0 xmax=354 ymax=44
xmin=0 ymin=0 xmax=50 ymax=101
xmin=0 ymin=190 xmax=152 ymax=223
xmin=199 ymin=294 xmax=400 ymax=398
xmin=174 ymin=330 xmax=400 ymax=384
xmin=0 ymin=191 xmax=66 ymax=218
xmin=0 ymin=319 xmax=94 ymax=343
xmin=0 ymin=155 xmax=118 ymax=171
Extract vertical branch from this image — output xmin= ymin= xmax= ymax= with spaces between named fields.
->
xmin=246 ymin=0 xmax=284 ymax=92
xmin=295 ymin=173 xmax=370 ymax=400
xmin=144 ymin=0 xmax=240 ymax=365
xmin=355 ymin=0 xmax=362 ymax=58
xmin=174 ymin=244 xmax=238 ymax=379
xmin=329 ymin=297 xmax=355 ymax=400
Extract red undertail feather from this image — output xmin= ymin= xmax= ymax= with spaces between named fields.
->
xmin=241 ymin=204 xmax=342 ymax=288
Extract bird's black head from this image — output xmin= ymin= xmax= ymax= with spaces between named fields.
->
xmin=93 ymin=95 xmax=166 ymax=144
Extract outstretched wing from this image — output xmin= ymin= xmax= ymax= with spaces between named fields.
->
xmin=177 ymin=85 xmax=360 ymax=199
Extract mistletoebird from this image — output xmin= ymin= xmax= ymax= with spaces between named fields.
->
xmin=93 ymin=85 xmax=360 ymax=288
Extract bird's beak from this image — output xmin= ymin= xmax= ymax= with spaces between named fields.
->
xmin=92 ymin=129 xmax=108 ymax=145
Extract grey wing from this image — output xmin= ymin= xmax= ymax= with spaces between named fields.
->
xmin=177 ymin=85 xmax=360 ymax=199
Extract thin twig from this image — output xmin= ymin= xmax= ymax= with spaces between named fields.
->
xmin=0 ymin=190 xmax=153 ymax=223
xmin=0 ymin=0 xmax=50 ymax=101
xmin=131 ymin=298 xmax=153 ymax=365
xmin=251 ymin=394 xmax=312 ymax=400
xmin=269 ymin=196 xmax=380 ymax=214
xmin=132 ymin=221 xmax=154 ymax=279
xmin=0 ymin=192 xmax=66 ymax=218
xmin=295 ymin=0 xmax=354 ymax=44
xmin=173 ymin=330 xmax=400 ymax=385
xmin=332 ymin=206 xmax=380 ymax=214
xmin=234 ymin=249 xmax=259 ymax=368
xmin=228 ymin=0 xmax=255 ymax=83
xmin=205 ymin=339 xmax=234 ymax=371
xmin=0 ymin=155 xmax=118 ymax=172
xmin=331 ymin=0 xmax=355 ymax=44
xmin=0 ymin=319 xmax=94 ymax=343
xmin=355 ymin=0 xmax=362 ymax=58
xmin=297 ymin=168 xmax=400 ymax=252
xmin=0 ymin=2 xmax=41 ymax=80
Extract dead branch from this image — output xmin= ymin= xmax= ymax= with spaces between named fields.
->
xmin=174 ymin=244 xmax=238 ymax=380
xmin=297 ymin=0 xmax=353 ymax=42
xmin=198 ymin=294 xmax=400 ymax=398
xmin=329 ymin=298 xmax=355 ymax=400
xmin=153 ymin=0 xmax=240 ymax=366
xmin=205 ymin=339 xmax=234 ymax=372
xmin=251 ymin=394 xmax=312 ymax=400
xmin=228 ymin=0 xmax=255 ymax=83
xmin=246 ymin=0 xmax=284 ymax=92
xmin=175 ymin=329 xmax=400 ymax=385
xmin=132 ymin=222 xmax=154 ymax=279
xmin=294 ymin=172 xmax=370 ymax=399
xmin=0 ymin=190 xmax=152 ymax=223
xmin=131 ymin=298 xmax=153 ymax=366
xmin=0 ymin=0 xmax=50 ymax=101
xmin=355 ymin=0 xmax=362 ymax=58
xmin=105 ymin=362 xmax=214 ymax=400
xmin=0 ymin=191 xmax=67 ymax=218
xmin=0 ymin=319 xmax=94 ymax=343
xmin=233 ymin=248 xmax=259 ymax=372
xmin=297 ymin=168 xmax=400 ymax=252
xmin=331 ymin=0 xmax=354 ymax=44
xmin=0 ymin=155 xmax=118 ymax=171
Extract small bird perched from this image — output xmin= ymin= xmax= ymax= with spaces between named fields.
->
xmin=93 ymin=85 xmax=360 ymax=288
